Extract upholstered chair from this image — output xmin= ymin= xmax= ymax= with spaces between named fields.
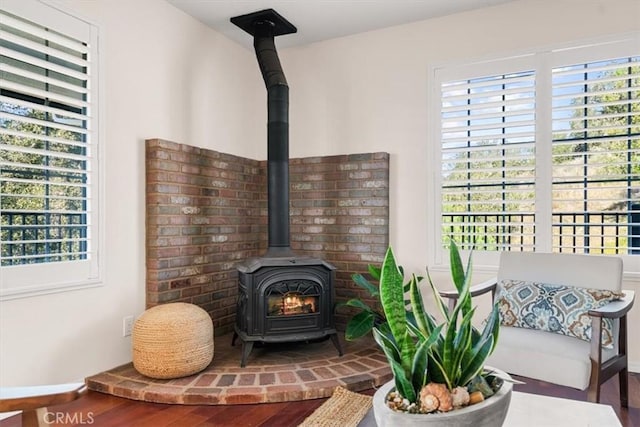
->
xmin=441 ymin=251 xmax=634 ymax=406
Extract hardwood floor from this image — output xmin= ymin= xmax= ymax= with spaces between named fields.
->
xmin=1 ymin=373 xmax=637 ymax=426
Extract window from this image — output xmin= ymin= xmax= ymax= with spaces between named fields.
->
xmin=440 ymin=69 xmax=537 ymax=252
xmin=433 ymin=36 xmax=639 ymax=268
xmin=551 ymin=57 xmax=639 ymax=254
xmin=0 ymin=0 xmax=101 ymax=299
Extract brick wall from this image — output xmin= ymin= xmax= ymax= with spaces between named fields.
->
xmin=146 ymin=139 xmax=388 ymax=335
xmin=288 ymin=154 xmax=389 ymax=327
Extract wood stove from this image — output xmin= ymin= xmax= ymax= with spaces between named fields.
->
xmin=233 ymin=257 xmax=341 ymax=367
xmin=230 ymin=9 xmax=343 ymax=367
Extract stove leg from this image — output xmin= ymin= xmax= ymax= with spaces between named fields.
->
xmin=240 ymin=341 xmax=254 ymax=368
xmin=231 ymin=331 xmax=238 ymax=346
xmin=330 ymin=333 xmax=344 ymax=356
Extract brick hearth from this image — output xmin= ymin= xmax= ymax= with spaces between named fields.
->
xmin=128 ymin=140 xmax=391 ymax=405
xmin=87 ymin=334 xmax=391 ymax=405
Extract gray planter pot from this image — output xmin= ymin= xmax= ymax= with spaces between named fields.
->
xmin=372 ymin=368 xmax=513 ymax=427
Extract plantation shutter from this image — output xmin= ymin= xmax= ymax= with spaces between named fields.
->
xmin=551 ymin=56 xmax=640 ymax=254
xmin=440 ymin=70 xmax=537 ymax=252
xmin=0 ymin=0 xmax=100 ymax=298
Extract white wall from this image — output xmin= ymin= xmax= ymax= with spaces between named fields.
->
xmin=0 ymin=0 xmax=263 ymax=386
xmin=280 ymin=0 xmax=640 ymax=370
xmin=1 ymin=0 xmax=639 ymax=387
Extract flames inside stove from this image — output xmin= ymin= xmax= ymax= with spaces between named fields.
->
xmin=270 ymin=292 xmax=318 ymax=316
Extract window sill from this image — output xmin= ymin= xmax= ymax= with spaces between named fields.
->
xmin=0 ymin=279 xmax=103 ymax=302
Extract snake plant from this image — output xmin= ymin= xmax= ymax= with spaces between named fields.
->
xmin=372 ymin=242 xmax=500 ymax=404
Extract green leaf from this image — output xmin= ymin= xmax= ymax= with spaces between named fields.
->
xmin=373 ymin=327 xmax=416 ymax=402
xmin=453 ymin=306 xmax=475 ymax=352
xmin=409 ymin=273 xmax=432 ymax=338
xmin=344 ymin=310 xmax=375 ymax=341
xmin=463 ymin=309 xmax=496 ymax=374
xmin=461 ymin=249 xmax=474 ymax=315
xmin=411 ymin=324 xmax=444 ymax=393
xmin=379 ymin=247 xmax=408 ymax=354
xmin=480 ymin=303 xmax=501 ymax=355
xmin=451 ymin=306 xmax=475 ymax=384
xmin=368 ymin=264 xmax=382 ymax=280
xmin=373 ymin=326 xmax=401 ymax=363
xmin=469 ymin=324 xmax=482 ymax=349
xmin=441 ymin=283 xmax=471 ymax=388
xmin=341 ymin=298 xmax=374 ymax=311
xmin=389 ymin=357 xmax=415 ymax=402
xmin=377 ymin=320 xmax=393 ymax=339
xmin=442 ymin=321 xmax=456 ymax=388
xmin=425 ymin=267 xmax=450 ymax=323
xmin=426 ymin=349 xmax=450 ymax=387
xmin=378 ymin=248 xmax=417 ymax=376
xmin=351 ymin=273 xmax=380 ymax=297
xmin=467 ymin=374 xmax=495 ymax=398
xmin=398 ymin=330 xmax=417 ymax=377
xmin=406 ymin=318 xmax=425 ymax=341
xmin=411 ymin=341 xmax=429 ymax=395
xmin=491 ymin=304 xmax=501 ymax=354
xmin=449 ymin=239 xmax=466 ymax=293
xmin=459 ymin=336 xmax=494 ymax=387
xmin=449 ymin=239 xmax=473 ymax=315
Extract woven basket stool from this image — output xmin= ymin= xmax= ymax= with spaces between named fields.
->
xmin=132 ymin=302 xmax=214 ymax=379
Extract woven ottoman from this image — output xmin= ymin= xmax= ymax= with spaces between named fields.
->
xmin=132 ymin=302 xmax=214 ymax=379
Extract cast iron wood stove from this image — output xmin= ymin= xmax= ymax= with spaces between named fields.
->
xmin=230 ymin=9 xmax=343 ymax=367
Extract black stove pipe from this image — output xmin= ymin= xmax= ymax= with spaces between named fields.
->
xmin=231 ymin=10 xmax=297 ymax=257
xmin=254 ymin=23 xmax=292 ymax=257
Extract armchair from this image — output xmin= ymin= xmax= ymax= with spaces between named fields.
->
xmin=440 ymin=251 xmax=634 ymax=407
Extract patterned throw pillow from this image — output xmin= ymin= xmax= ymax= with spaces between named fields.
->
xmin=497 ymin=280 xmax=624 ymax=348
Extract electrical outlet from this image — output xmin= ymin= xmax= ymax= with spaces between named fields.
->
xmin=123 ymin=315 xmax=134 ymax=337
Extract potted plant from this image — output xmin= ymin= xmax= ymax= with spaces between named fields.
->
xmin=369 ymin=242 xmax=512 ymax=426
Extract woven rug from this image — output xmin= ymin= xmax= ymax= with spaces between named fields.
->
xmin=298 ymin=386 xmax=373 ymax=427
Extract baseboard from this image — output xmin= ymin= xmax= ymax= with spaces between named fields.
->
xmin=629 ymin=362 xmax=640 ymax=374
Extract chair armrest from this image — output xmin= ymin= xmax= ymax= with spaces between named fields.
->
xmin=588 ymin=290 xmax=635 ymax=319
xmin=0 ymin=383 xmax=86 ymax=412
xmin=439 ymin=278 xmax=498 ymax=300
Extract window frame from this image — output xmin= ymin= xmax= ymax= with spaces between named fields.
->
xmin=429 ymin=33 xmax=640 ymax=276
xmin=0 ymin=0 xmax=104 ymax=300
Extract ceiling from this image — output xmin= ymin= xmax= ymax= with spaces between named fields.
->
xmin=167 ymin=0 xmax=517 ymax=49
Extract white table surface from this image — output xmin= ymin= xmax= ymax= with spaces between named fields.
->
xmin=358 ymin=391 xmax=622 ymax=427
xmin=504 ymin=391 xmax=621 ymax=426
xmin=0 ymin=382 xmax=85 ymax=399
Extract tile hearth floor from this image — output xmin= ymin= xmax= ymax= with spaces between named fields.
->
xmin=86 ymin=333 xmax=391 ymax=405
